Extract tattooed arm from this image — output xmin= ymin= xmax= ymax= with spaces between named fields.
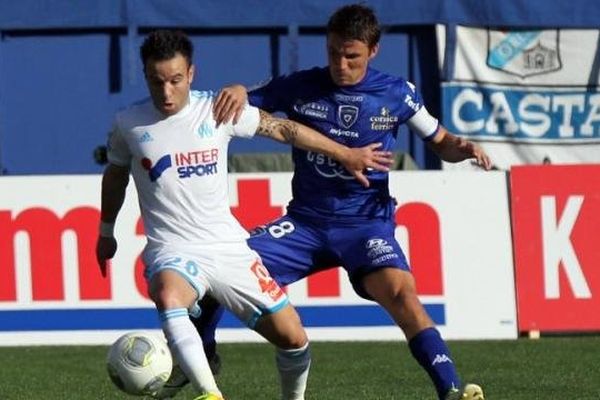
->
xmin=255 ymin=109 xmax=393 ymax=187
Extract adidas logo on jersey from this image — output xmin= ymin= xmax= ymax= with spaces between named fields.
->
xmin=431 ymin=354 xmax=453 ymax=366
xmin=139 ymin=131 xmax=154 ymax=143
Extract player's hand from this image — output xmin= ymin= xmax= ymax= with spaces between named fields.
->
xmin=213 ymin=84 xmax=247 ymax=127
xmin=96 ymin=235 xmax=117 ymax=277
xmin=458 ymin=138 xmax=492 ymax=170
xmin=340 ymin=142 xmax=394 ymax=188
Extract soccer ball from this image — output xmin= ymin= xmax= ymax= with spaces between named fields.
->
xmin=106 ymin=331 xmax=173 ymax=396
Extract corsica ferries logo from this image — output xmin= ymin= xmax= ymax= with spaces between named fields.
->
xmin=370 ymin=107 xmax=398 ymax=131
xmin=141 ymin=149 xmax=219 ymax=181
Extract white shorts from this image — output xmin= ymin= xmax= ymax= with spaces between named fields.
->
xmin=143 ymin=242 xmax=289 ymax=328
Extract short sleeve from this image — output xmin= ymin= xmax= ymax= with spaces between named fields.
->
xmin=230 ymin=104 xmax=260 ymax=138
xmin=106 ymin=119 xmax=132 ymax=166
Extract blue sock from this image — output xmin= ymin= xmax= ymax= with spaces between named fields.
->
xmin=191 ymin=296 xmax=224 ymax=360
xmin=408 ymin=327 xmax=461 ymax=399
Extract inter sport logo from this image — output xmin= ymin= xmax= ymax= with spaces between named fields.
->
xmin=141 ymin=155 xmax=172 ymax=182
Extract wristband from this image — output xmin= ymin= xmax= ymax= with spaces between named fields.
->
xmin=99 ymin=221 xmax=115 ymax=238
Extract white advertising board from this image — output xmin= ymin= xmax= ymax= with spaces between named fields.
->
xmin=0 ymin=172 xmax=517 ymax=345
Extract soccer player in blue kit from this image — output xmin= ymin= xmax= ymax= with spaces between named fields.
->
xmin=177 ymin=4 xmax=491 ymax=400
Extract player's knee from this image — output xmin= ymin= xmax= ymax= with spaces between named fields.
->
xmin=280 ymin=328 xmax=308 ymax=349
xmin=366 ymin=270 xmax=419 ymax=306
xmin=148 ymin=271 xmax=197 ymax=311
xmin=150 ymin=285 xmax=189 ymax=311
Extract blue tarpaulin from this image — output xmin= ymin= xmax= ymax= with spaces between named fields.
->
xmin=1 ymin=0 xmax=599 ymax=30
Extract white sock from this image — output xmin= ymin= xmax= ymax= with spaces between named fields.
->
xmin=276 ymin=342 xmax=311 ymax=400
xmin=160 ymin=308 xmax=221 ymax=397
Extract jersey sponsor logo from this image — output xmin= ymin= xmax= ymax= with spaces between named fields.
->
xmin=338 ymin=105 xmax=359 ymax=128
xmin=197 ymin=122 xmax=214 ymax=138
xmin=293 ymin=101 xmax=329 ymax=119
xmin=404 ymin=94 xmax=421 ymax=113
xmin=370 ymin=107 xmax=399 ymax=131
xmin=334 ymin=94 xmax=364 ymax=102
xmin=328 ymin=127 xmax=359 ymax=138
xmin=141 ymin=149 xmax=220 ymax=181
xmin=141 ymin=155 xmax=172 ymax=182
xmin=306 ymin=151 xmax=353 ymax=180
xmin=174 ymin=149 xmax=219 ymax=179
xmin=487 ymin=29 xmax=561 ymax=78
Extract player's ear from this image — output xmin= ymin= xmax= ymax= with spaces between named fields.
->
xmin=369 ymin=44 xmax=379 ymax=60
xmin=188 ymin=64 xmax=195 ymax=83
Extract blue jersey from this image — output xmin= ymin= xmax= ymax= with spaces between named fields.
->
xmin=249 ymin=66 xmax=437 ymax=223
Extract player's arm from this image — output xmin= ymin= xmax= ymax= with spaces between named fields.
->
xmin=427 ymin=126 xmax=492 ymax=170
xmin=96 ymin=163 xmax=130 ymax=277
xmin=256 ymin=109 xmax=393 ymax=187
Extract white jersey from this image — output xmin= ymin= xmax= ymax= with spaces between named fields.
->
xmin=107 ymin=90 xmax=260 ymax=249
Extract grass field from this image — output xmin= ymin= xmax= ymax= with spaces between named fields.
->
xmin=0 ymin=337 xmax=599 ymax=399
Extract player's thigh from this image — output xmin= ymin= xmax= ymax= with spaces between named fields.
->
xmin=254 ymin=304 xmax=307 ymax=349
xmin=247 ymin=215 xmax=323 ymax=286
xmin=148 ymin=269 xmax=198 ymax=310
xmin=361 ymin=267 xmax=418 ymax=304
xmin=144 ymin=249 xmax=213 ymax=310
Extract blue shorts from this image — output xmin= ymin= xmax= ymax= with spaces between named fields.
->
xmin=247 ymin=214 xmax=410 ymax=299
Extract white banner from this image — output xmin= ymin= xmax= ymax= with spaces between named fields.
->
xmin=438 ymin=26 xmax=600 ymax=169
xmin=0 ymin=172 xmax=516 ymax=345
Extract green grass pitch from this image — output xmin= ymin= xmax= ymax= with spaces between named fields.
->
xmin=0 ymin=337 xmax=598 ymax=399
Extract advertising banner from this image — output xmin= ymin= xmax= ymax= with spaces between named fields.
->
xmin=0 ymin=172 xmax=516 ymax=345
xmin=510 ymin=164 xmax=600 ymax=332
xmin=438 ymin=26 xmax=600 ymax=170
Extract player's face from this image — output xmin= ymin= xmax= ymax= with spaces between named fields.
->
xmin=144 ymin=53 xmax=195 ymax=116
xmin=327 ymin=33 xmax=378 ymax=86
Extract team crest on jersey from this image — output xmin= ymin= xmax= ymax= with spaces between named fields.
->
xmin=487 ymin=29 xmax=562 ymax=78
xmin=338 ymin=105 xmax=359 ymax=128
xmin=197 ymin=122 xmax=214 ymax=138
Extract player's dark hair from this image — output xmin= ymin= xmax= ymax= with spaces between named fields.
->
xmin=327 ymin=3 xmax=381 ymax=48
xmin=140 ymin=30 xmax=193 ymax=70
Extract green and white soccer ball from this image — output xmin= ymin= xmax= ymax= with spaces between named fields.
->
xmin=106 ymin=331 xmax=173 ymax=396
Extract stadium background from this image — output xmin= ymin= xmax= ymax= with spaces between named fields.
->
xmin=1 ymin=0 xmax=599 ymax=175
xmin=0 ymin=0 xmax=599 ymax=345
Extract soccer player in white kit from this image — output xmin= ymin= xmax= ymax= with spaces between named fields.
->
xmin=95 ymin=30 xmax=393 ymax=400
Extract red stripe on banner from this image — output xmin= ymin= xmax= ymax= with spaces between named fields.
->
xmin=231 ymin=179 xmax=283 ymax=230
xmin=396 ymin=202 xmax=443 ymax=295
